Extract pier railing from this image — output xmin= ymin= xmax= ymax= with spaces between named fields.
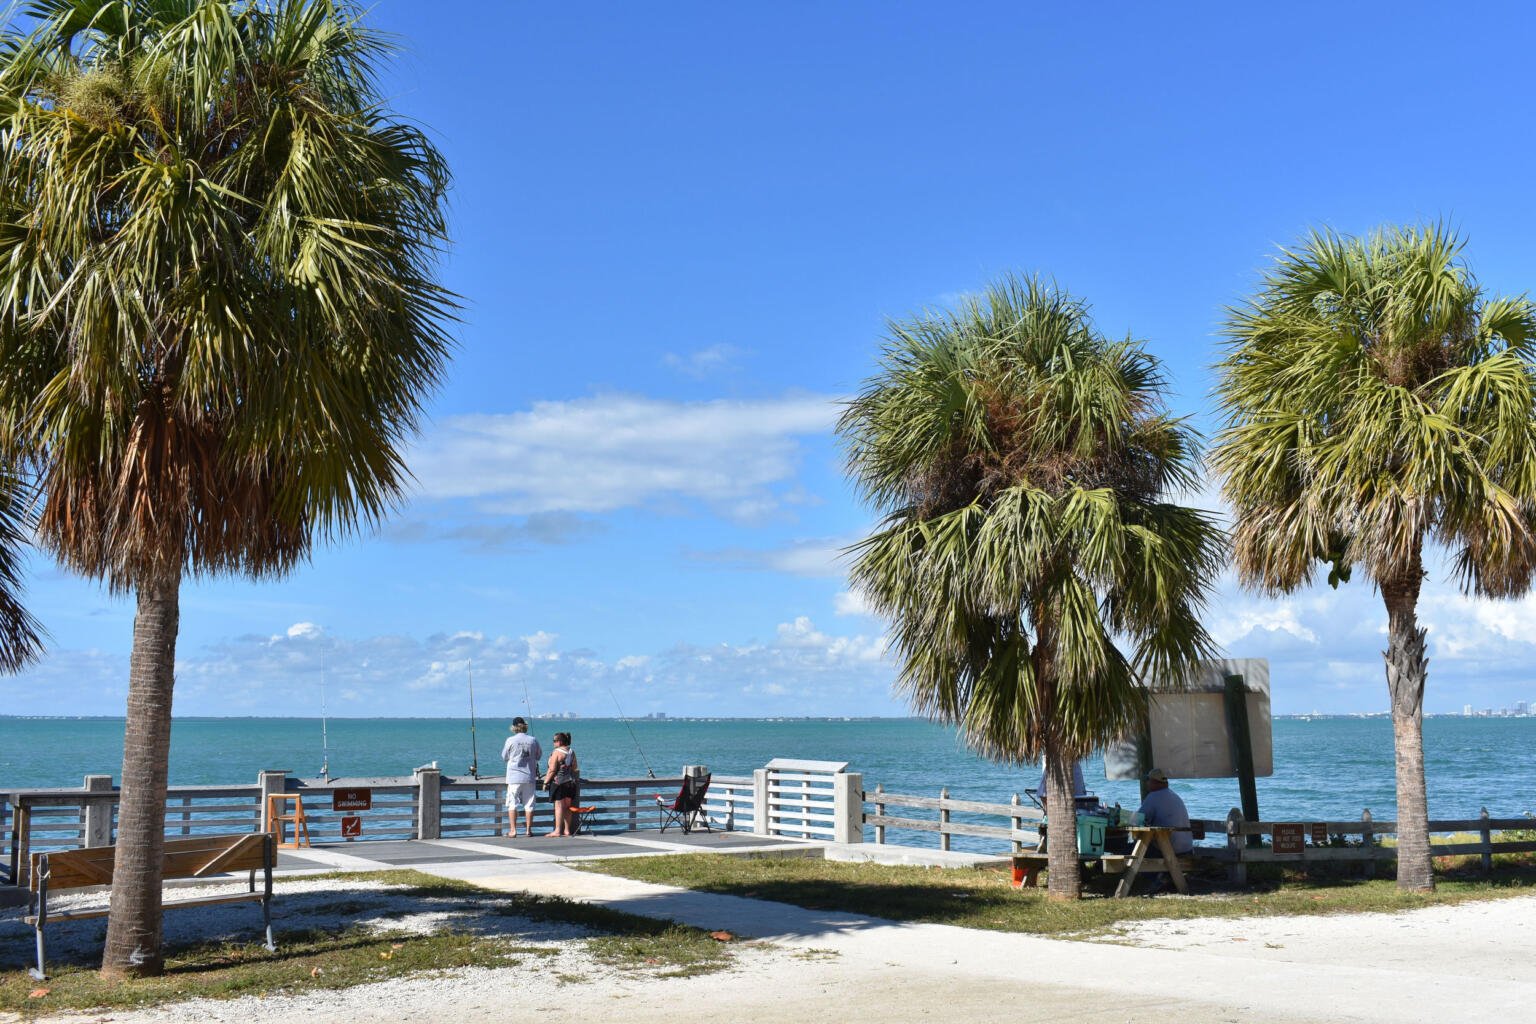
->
xmin=6 ymin=767 xmax=1531 ymax=887
xmin=1 ymin=759 xmax=865 ymax=883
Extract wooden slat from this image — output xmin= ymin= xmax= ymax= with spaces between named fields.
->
xmin=191 ymin=834 xmax=267 ymax=877
xmin=874 ymin=793 xmax=1042 ymax=817
xmin=862 ymin=814 xmax=1012 ymax=841
xmin=1432 ymin=840 xmax=1536 ymax=856
xmin=32 ymin=849 xmax=114 ymax=890
xmin=162 ymin=818 xmax=260 ymax=831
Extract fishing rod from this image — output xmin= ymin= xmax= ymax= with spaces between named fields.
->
xmin=319 ymin=652 xmax=330 ymax=780
xmin=607 ymin=685 xmax=656 ymax=779
xmin=521 ymin=675 xmax=535 ymax=722
xmin=466 ymin=659 xmax=481 ymax=779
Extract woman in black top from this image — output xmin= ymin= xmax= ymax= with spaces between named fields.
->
xmin=542 ymin=732 xmax=580 ymax=836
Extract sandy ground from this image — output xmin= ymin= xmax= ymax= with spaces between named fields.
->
xmin=7 ymin=862 xmax=1534 ymax=1024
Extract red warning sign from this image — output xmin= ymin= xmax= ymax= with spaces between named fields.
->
xmin=333 ymin=788 xmax=372 ymax=812
xmin=340 ymin=815 xmax=362 ymax=838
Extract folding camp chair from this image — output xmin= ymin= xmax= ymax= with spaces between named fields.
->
xmin=656 ymin=773 xmax=712 ymax=834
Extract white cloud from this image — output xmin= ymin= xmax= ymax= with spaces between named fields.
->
xmin=6 ymin=611 xmax=902 ymax=718
xmin=286 ymin=622 xmax=322 ymax=640
xmin=1210 ymin=600 xmax=1320 ymax=648
xmin=687 ymin=536 xmax=852 ymax=578
xmin=834 ymin=588 xmax=875 ymax=617
xmin=408 ymin=393 xmax=839 ymax=521
xmin=662 ymin=344 xmax=742 ymax=378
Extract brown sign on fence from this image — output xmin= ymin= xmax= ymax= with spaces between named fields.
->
xmin=1311 ymin=823 xmax=1328 ymax=845
xmin=333 ymin=788 xmax=372 ymax=812
xmin=340 ymin=815 xmax=362 ymax=838
xmin=1272 ymin=822 xmax=1305 ymax=855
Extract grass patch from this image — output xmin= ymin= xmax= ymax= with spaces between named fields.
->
xmin=580 ymin=852 xmax=1536 ymax=938
xmin=1 ymin=869 xmax=732 ymax=1016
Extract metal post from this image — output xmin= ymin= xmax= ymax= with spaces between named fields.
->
xmin=939 ymin=787 xmax=951 ymax=852
xmin=1223 ymin=674 xmax=1261 ymax=846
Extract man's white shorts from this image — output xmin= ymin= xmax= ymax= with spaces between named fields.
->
xmin=506 ymin=782 xmax=537 ymax=811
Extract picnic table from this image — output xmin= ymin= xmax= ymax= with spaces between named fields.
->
xmin=1011 ymin=825 xmax=1191 ymax=898
xmin=1113 ymin=825 xmax=1190 ymax=897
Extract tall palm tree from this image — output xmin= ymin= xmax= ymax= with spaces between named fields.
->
xmin=840 ymin=276 xmax=1223 ymax=900
xmin=1211 ymin=225 xmax=1536 ymax=891
xmin=0 ymin=0 xmax=454 ymax=974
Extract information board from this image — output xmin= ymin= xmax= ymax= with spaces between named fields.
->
xmin=1104 ymin=658 xmax=1273 ymax=780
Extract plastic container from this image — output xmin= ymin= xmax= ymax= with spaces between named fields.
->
xmin=1075 ymin=812 xmax=1110 ymax=856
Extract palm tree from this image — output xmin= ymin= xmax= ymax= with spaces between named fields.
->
xmin=839 ymin=276 xmax=1224 ymax=900
xmin=0 ymin=0 xmax=454 ymax=974
xmin=1211 ymin=225 xmax=1536 ymax=891
xmin=0 ymin=469 xmax=44 ymax=670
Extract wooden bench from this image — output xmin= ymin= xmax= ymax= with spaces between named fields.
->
xmin=1011 ymin=852 xmax=1131 ymax=889
xmin=25 ymin=833 xmax=277 ymax=979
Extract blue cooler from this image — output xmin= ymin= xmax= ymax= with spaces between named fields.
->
xmin=1075 ymin=812 xmax=1110 ymax=856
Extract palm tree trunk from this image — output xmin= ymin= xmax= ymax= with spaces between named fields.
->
xmin=1381 ymin=556 xmax=1432 ymax=892
xmin=101 ymin=568 xmax=181 ymax=978
xmin=1043 ymin=743 xmax=1082 ymax=900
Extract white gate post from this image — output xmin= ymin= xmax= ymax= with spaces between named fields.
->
xmin=833 ymin=771 xmax=863 ymax=844
xmin=752 ymin=767 xmax=770 ymax=836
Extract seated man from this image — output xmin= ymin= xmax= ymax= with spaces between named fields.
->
xmin=1136 ymin=767 xmax=1192 ymax=853
xmin=1134 ymin=767 xmax=1193 ymax=893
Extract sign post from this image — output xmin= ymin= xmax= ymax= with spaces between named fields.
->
xmin=1223 ymin=673 xmax=1262 ymax=846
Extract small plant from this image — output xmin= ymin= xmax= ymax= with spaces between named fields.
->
xmin=1499 ymin=813 xmax=1536 ymax=844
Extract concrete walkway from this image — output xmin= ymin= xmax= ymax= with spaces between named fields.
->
xmin=401 ymin=849 xmax=1536 ymax=1024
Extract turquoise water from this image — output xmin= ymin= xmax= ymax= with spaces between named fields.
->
xmin=3 ymin=716 xmax=1532 ymax=830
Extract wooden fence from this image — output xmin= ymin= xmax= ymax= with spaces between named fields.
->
xmin=1195 ymin=808 xmax=1536 ymax=881
xmin=864 ymin=782 xmax=1044 ymax=852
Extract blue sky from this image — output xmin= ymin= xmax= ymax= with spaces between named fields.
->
xmin=7 ymin=1 xmax=1536 ymax=718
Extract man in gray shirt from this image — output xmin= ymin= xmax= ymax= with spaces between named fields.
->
xmin=501 ymin=718 xmax=543 ymax=838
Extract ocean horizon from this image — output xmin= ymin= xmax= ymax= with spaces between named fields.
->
xmin=4 ymin=716 xmax=1532 ymax=851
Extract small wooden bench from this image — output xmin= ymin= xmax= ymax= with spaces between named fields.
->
xmin=26 ymin=833 xmax=277 ymax=979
